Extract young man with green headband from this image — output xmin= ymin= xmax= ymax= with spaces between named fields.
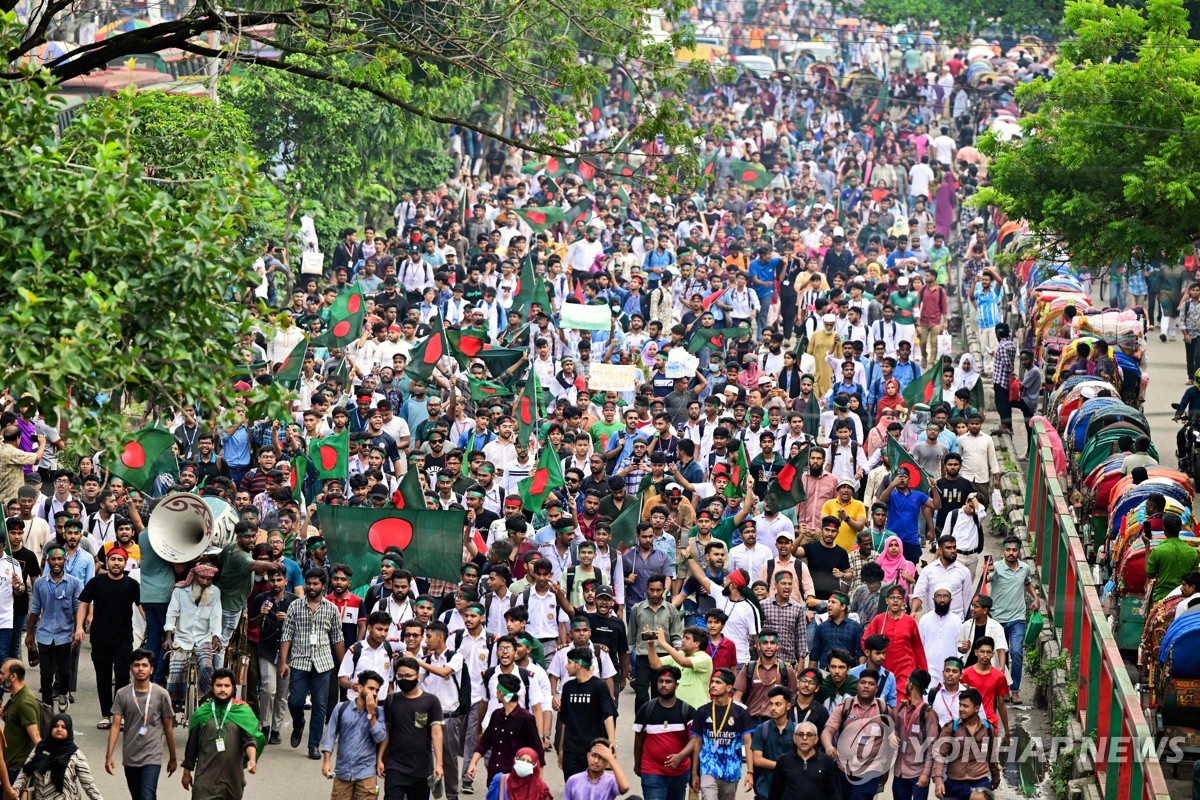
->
xmin=555 ymin=647 xmax=616 ymax=781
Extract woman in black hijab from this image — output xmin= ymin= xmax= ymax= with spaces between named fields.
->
xmin=14 ymin=715 xmax=102 ymax=800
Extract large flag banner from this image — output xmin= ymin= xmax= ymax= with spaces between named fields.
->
xmin=518 ymin=445 xmax=565 ymax=512
xmin=105 ymin=427 xmax=177 ymax=493
xmin=473 ymin=347 xmax=526 ymax=379
xmin=901 ymin=360 xmax=942 ymax=408
xmin=765 ymin=446 xmax=811 ymax=511
xmin=314 ymin=286 xmax=365 ymax=348
xmin=323 ymin=506 xmax=465 ymax=583
xmin=686 ymin=325 xmax=745 ymax=354
xmin=887 ymin=436 xmax=933 ymax=494
xmin=514 ymin=206 xmax=566 ymax=233
xmin=468 ymin=376 xmax=515 ymax=401
xmin=727 ymin=160 xmax=772 ymax=189
xmin=723 ymin=439 xmax=750 ymax=498
xmin=609 ymin=494 xmax=645 ymax=551
xmin=307 ymin=429 xmax=349 ymax=480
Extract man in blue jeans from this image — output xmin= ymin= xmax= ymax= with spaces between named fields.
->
xmin=279 ymin=569 xmax=345 ymax=759
xmin=748 ymin=246 xmax=780 ymax=338
xmin=986 ymin=536 xmax=1039 ymax=704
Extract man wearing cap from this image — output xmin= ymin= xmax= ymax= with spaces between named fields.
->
xmin=806 ymin=314 xmax=840 ymax=399
xmin=919 ymin=586 xmax=962 ymax=688
xmin=940 ymin=490 xmax=986 ymax=577
xmin=76 ymin=545 xmax=138 ymax=729
xmin=821 ymin=475 xmax=868 ymax=552
xmin=911 ymin=536 xmax=973 ymax=619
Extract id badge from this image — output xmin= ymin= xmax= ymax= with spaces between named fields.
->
xmin=868 ymin=725 xmax=880 ymax=737
xmin=215 ymin=738 xmax=227 ymax=753
xmin=310 ymin=631 xmax=320 ymax=646
xmin=138 ymin=725 xmax=149 ymax=736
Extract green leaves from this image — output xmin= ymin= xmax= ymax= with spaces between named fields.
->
xmin=0 ymin=16 xmax=291 ymax=448
xmin=982 ymin=0 xmax=1200 ymax=269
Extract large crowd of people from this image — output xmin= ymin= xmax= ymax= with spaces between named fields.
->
xmin=0 ymin=7 xmax=1062 ymax=800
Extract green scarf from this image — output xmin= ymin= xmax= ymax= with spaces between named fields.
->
xmin=190 ymin=698 xmax=266 ymax=762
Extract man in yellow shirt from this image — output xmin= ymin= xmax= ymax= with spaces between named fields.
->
xmin=821 ymin=478 xmax=867 ymax=551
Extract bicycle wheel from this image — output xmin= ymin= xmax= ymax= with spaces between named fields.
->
xmin=184 ymin=654 xmax=200 ymax=724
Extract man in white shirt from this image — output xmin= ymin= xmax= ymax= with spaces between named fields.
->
xmin=337 ymin=610 xmax=396 ymax=702
xmin=908 ymin=156 xmax=935 ymax=202
xmin=917 ymin=585 xmax=961 ymax=688
xmin=565 ymin=228 xmax=605 ymax=276
xmin=515 ymin=560 xmax=568 ymax=658
xmin=957 ymin=415 xmax=1001 ymax=499
xmin=546 ymin=617 xmax=616 ymax=699
xmin=931 ymin=127 xmax=957 ymax=166
xmin=940 ymin=492 xmax=985 ymax=577
xmin=910 ymin=536 xmax=974 ymax=619
xmin=727 ymin=520 xmax=772 ymax=579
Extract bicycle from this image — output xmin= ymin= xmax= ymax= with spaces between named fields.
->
xmin=165 ymin=644 xmax=211 ymax=727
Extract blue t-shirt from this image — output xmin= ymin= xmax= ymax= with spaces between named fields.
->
xmin=886 ymin=489 xmax=930 ymax=545
xmin=748 ymin=258 xmax=779 ymax=300
xmin=691 ymin=701 xmax=756 ymax=782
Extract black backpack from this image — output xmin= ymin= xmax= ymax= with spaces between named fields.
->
xmin=348 ymin=640 xmax=395 ymax=675
xmin=451 ymin=630 xmax=496 ymax=712
xmin=482 ymin=665 xmax=533 ymax=710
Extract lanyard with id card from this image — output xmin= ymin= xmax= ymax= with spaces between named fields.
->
xmin=211 ymin=701 xmax=232 ymax=752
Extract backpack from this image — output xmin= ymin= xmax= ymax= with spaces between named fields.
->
xmin=450 ymin=630 xmax=496 ymax=713
xmin=563 ymin=564 xmax=612 ymax=600
xmin=946 ymin=509 xmax=983 ymax=555
xmin=349 ymin=640 xmax=395 ymax=675
xmin=740 ymin=659 xmax=791 ymax=697
xmin=0 ymin=693 xmax=53 ymax=746
xmin=483 ymin=590 xmax=516 ymax=623
xmin=482 ymin=665 xmax=533 ymax=710
xmin=838 ymin=694 xmax=888 ymax=722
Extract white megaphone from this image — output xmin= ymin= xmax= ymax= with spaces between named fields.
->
xmin=146 ymin=494 xmax=239 ymax=563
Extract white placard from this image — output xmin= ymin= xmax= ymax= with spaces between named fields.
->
xmin=665 ymin=348 xmax=700 ymax=378
xmin=301 ymin=251 xmax=325 ymax=275
xmin=587 ymin=363 xmax=638 ymax=392
xmin=560 ymin=303 xmax=613 ymax=331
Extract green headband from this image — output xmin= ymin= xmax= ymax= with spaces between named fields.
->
xmin=831 ymin=592 xmax=850 ymax=606
xmin=46 ymin=545 xmax=66 ymax=557
xmin=713 ymin=670 xmax=736 ymax=686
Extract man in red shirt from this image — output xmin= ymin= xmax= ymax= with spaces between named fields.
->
xmin=703 ymin=609 xmax=739 ymax=671
xmin=961 ymin=636 xmax=1010 ymax=743
xmin=862 ymin=585 xmax=927 ymax=692
xmin=632 ymin=666 xmax=694 ymax=800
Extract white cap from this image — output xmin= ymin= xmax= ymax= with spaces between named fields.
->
xmin=757 ymin=375 xmax=773 ymax=385
xmin=822 ymin=313 xmax=837 ymax=324
xmin=897 ymin=276 xmax=910 ymax=286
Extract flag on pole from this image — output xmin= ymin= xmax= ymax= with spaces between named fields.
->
xmin=686 ymin=325 xmax=746 ymax=355
xmin=468 ymin=376 xmax=515 ymax=401
xmin=274 ymin=338 xmax=307 ymax=385
xmin=307 ymin=429 xmax=349 ymax=481
xmin=765 ymin=446 xmax=811 ymax=511
xmin=723 ymin=440 xmax=751 ymax=498
xmin=404 ymin=334 xmax=446 ymax=382
xmin=565 ymin=198 xmax=594 ymax=228
xmin=886 ymin=436 xmax=933 ymax=493
xmin=512 ymin=259 xmax=553 ymax=317
xmin=514 ymin=206 xmax=566 ymax=233
xmin=104 ymin=427 xmax=177 ymax=493
xmin=727 ymin=160 xmax=772 ymax=188
xmin=392 ymin=463 xmax=426 ymax=510
xmin=609 ymin=494 xmax=645 ymax=551
xmin=313 ymin=286 xmax=365 ymax=348
xmin=901 ymin=360 xmax=942 ymax=408
xmin=518 ymin=445 xmax=565 ymax=512
xmin=288 ymin=454 xmax=309 ymax=504
xmin=515 ymin=371 xmax=542 ymax=446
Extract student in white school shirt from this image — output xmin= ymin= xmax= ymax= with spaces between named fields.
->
xmin=337 ymin=610 xmax=396 ymax=702
xmin=727 ymin=520 xmax=773 ymax=580
xmin=546 ymin=617 xmax=617 ymax=703
xmin=515 ymin=559 xmax=569 ymax=658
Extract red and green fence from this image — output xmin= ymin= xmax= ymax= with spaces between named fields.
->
xmin=1024 ymin=418 xmax=1170 ymax=800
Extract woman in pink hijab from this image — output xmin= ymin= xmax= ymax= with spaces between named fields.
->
xmin=876 ymin=535 xmax=919 ymax=590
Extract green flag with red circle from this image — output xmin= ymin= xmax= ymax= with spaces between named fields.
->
xmin=727 ymin=160 xmax=772 ymax=189
xmin=322 ymin=506 xmax=465 ymax=585
xmin=516 ymin=370 xmax=542 ymax=446
xmin=274 ymin=338 xmax=308 ymax=385
xmin=901 ymin=360 xmax=942 ymax=408
xmin=288 ymin=454 xmax=309 ymax=504
xmin=307 ymin=429 xmax=349 ymax=481
xmin=468 ymin=376 xmax=514 ymax=401
xmin=514 ymin=205 xmax=566 ymax=233
xmin=314 ymin=286 xmax=365 ymax=348
xmin=404 ymin=333 xmax=446 ymax=382
xmin=391 ymin=462 xmax=425 ymax=510
xmin=105 ymin=427 xmax=177 ymax=493
xmin=518 ymin=444 xmax=565 ymax=512
xmin=512 ymin=258 xmax=553 ymax=317
xmin=765 ymin=446 xmax=811 ymax=511
xmin=447 ymin=325 xmax=492 ymax=370
xmin=686 ymin=325 xmax=746 ymax=355
xmin=887 ymin=436 xmax=933 ymax=494
xmin=723 ymin=439 xmax=751 ymax=498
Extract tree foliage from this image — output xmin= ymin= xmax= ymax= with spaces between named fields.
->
xmin=4 ymin=0 xmax=710 ymax=171
xmin=0 ymin=17 xmax=289 ymax=446
xmin=976 ymin=0 xmax=1200 ymax=268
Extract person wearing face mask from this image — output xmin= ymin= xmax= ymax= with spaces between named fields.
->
xmin=382 ymin=658 xmax=445 ymax=800
xmin=485 ymin=747 xmax=551 ymax=800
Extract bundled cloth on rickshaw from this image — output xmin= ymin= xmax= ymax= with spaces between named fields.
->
xmin=1077 ymin=309 xmax=1145 ymax=356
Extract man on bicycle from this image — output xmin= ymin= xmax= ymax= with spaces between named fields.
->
xmin=164 ymin=562 xmax=223 ymax=709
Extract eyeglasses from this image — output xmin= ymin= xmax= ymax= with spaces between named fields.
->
xmin=402 ymin=632 xmax=423 ymax=638
xmin=796 ymin=732 xmax=817 ymax=738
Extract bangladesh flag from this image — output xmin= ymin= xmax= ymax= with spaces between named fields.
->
xmin=728 ymin=160 xmax=772 ymax=189
xmin=314 ymin=286 xmax=365 ymax=348
xmin=700 ymin=288 xmax=726 ymax=311
xmin=518 ymin=445 xmax=565 ymax=512
xmin=723 ymin=440 xmax=750 ymax=498
xmin=307 ymin=429 xmax=349 ymax=480
xmin=105 ymin=427 xmax=177 ymax=493
xmin=566 ymin=198 xmax=594 ymax=228
xmin=577 ymin=158 xmax=599 ymax=184
xmin=288 ymin=454 xmax=309 ymax=504
xmin=901 ymin=360 xmax=942 ymax=408
xmin=190 ymin=699 xmax=265 ymax=762
xmin=702 ymin=149 xmax=718 ymax=183
xmin=611 ymin=161 xmax=639 ymax=181
xmin=323 ymin=506 xmax=466 ymax=584
xmin=392 ymin=463 xmax=425 ymax=510
xmin=933 ymin=377 xmax=985 ymax=412
xmin=687 ymin=325 xmax=746 ymax=354
xmin=887 ymin=436 xmax=933 ymax=494
xmin=447 ymin=325 xmax=491 ymax=370
xmin=474 ymin=347 xmax=526 ymax=379
xmin=512 ymin=259 xmax=553 ymax=317
xmin=514 ymin=205 xmax=566 ymax=233
xmin=515 ymin=371 xmax=542 ymax=446
xmin=274 ymin=338 xmax=307 ymax=385
xmin=609 ymin=494 xmax=644 ymax=551
xmin=520 ymin=156 xmax=570 ymax=176
xmin=404 ymin=333 xmax=445 ymax=382
xmin=765 ymin=447 xmax=810 ymax=511
xmin=468 ymin=376 xmax=515 ymax=401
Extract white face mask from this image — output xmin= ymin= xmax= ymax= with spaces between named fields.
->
xmin=513 ymin=761 xmax=535 ymax=778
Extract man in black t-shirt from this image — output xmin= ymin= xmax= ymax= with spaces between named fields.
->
xmin=5 ymin=517 xmax=39 ymax=661
xmin=556 ymin=647 xmax=617 ymax=781
xmin=802 ymin=518 xmax=851 ymax=600
xmin=383 ymin=657 xmax=445 ymax=800
xmin=76 ymin=547 xmax=141 ymax=727
xmin=586 ymin=588 xmax=629 ymax=695
xmin=935 ymin=453 xmax=974 ymax=529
